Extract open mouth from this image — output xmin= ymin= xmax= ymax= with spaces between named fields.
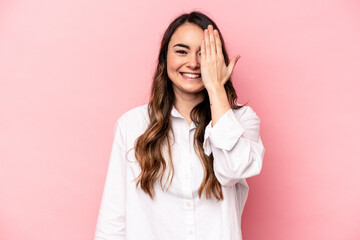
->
xmin=180 ymin=72 xmax=202 ymax=80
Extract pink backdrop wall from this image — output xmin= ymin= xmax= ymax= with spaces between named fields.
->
xmin=1 ymin=0 xmax=359 ymax=239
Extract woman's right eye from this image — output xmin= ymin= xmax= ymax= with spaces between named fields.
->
xmin=176 ymin=50 xmax=187 ymax=54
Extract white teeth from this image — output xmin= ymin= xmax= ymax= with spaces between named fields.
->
xmin=181 ymin=73 xmax=201 ymax=78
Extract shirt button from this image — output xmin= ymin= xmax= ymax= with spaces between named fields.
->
xmin=186 ymin=201 xmax=192 ymax=207
xmin=185 ymin=174 xmax=189 ymax=179
xmin=188 ymin=230 xmax=193 ymax=235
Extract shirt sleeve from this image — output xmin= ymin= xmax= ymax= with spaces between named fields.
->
xmin=95 ymin=116 xmax=126 ymax=239
xmin=202 ymin=106 xmax=265 ymax=187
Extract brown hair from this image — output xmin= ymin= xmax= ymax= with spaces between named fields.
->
xmin=134 ymin=11 xmax=247 ymax=200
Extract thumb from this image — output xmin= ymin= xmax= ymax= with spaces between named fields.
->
xmin=227 ymin=55 xmax=241 ymax=76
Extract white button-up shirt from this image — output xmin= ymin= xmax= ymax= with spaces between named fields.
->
xmin=95 ymin=103 xmax=265 ymax=240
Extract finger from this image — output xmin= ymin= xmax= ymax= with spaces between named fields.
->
xmin=214 ymin=29 xmax=223 ymax=59
xmin=204 ymin=29 xmax=211 ymax=60
xmin=208 ymin=25 xmax=216 ymax=57
xmin=201 ymin=39 xmax=206 ymax=61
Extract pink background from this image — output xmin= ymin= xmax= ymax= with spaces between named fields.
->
xmin=1 ymin=0 xmax=359 ymax=239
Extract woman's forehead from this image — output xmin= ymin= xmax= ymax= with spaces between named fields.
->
xmin=170 ymin=24 xmax=204 ymax=46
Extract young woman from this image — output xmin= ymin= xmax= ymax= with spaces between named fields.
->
xmin=95 ymin=11 xmax=265 ymax=240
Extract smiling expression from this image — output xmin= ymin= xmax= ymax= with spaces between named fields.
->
xmin=166 ymin=23 xmax=205 ymax=98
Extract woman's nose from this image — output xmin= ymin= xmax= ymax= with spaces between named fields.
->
xmin=187 ymin=53 xmax=200 ymax=68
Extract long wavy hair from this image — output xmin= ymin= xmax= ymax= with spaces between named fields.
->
xmin=134 ymin=11 xmax=247 ymax=201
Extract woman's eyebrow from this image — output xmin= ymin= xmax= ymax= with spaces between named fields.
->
xmin=173 ymin=43 xmax=201 ymax=51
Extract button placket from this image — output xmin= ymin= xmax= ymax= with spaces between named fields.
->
xmin=184 ymin=123 xmax=196 ymax=240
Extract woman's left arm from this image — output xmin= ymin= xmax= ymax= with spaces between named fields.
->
xmin=200 ymin=24 xmax=265 ymax=186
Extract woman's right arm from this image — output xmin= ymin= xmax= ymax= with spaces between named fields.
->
xmin=95 ymin=117 xmax=126 ymax=239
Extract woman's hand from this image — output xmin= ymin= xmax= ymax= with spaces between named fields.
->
xmin=200 ymin=24 xmax=241 ymax=91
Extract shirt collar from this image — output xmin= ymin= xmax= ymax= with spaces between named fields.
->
xmin=171 ymin=105 xmax=183 ymax=119
xmin=171 ymin=104 xmax=196 ymax=130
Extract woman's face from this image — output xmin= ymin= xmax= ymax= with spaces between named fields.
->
xmin=166 ymin=23 xmax=204 ymax=99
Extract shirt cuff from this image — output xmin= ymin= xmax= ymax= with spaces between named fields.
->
xmin=203 ymin=109 xmax=245 ymax=156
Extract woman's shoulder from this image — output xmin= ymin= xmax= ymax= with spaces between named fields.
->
xmin=116 ymin=104 xmax=149 ymax=125
xmin=113 ymin=104 xmax=150 ymax=140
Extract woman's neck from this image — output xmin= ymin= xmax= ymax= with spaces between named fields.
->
xmin=173 ymin=91 xmax=205 ymax=126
